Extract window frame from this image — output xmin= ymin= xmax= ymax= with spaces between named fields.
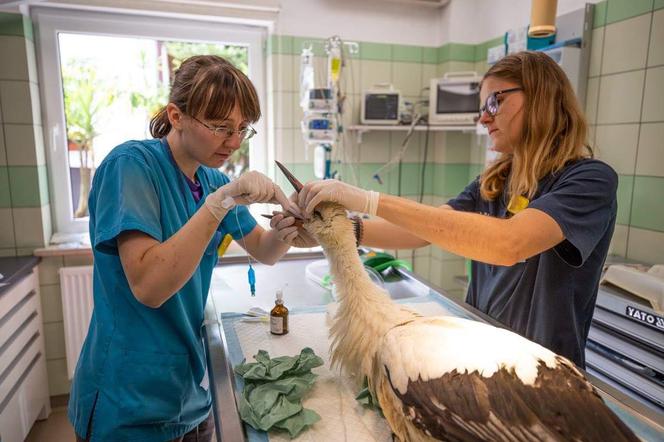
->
xmin=33 ymin=7 xmax=268 ymax=234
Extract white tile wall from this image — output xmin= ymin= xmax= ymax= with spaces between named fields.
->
xmin=597 ymin=70 xmax=645 ymax=124
xmin=641 ymin=66 xmax=664 ymax=122
xmin=0 ymin=80 xmax=34 ymax=124
xmin=0 ymin=124 xmax=5 ymax=166
xmin=291 ymin=129 xmax=308 ymax=162
xmin=274 ymin=91 xmax=295 ymax=129
xmin=274 ymin=128 xmax=293 ymax=163
xmin=589 ymin=27 xmax=604 ymax=78
xmin=595 ymin=124 xmax=639 ymax=174
xmin=272 ymin=54 xmax=295 ymax=92
xmin=635 ymin=123 xmax=664 ymax=176
xmin=0 ymin=248 xmax=16 ymax=257
xmin=46 ymin=358 xmax=71 ymax=397
xmin=421 ymin=64 xmax=437 ymax=91
xmin=360 ymin=60 xmax=392 ymax=92
xmin=359 ymin=131 xmax=391 ymax=163
xmin=609 ymin=224 xmax=629 ymax=257
xmin=12 ymin=206 xmax=46 ymax=248
xmin=627 ymin=227 xmax=664 ymax=263
xmin=648 ymin=9 xmax=664 ymax=67
xmin=601 ymin=14 xmax=650 ymax=75
xmin=392 ymin=61 xmax=423 ymax=96
xmin=38 ymin=256 xmax=64 ymax=285
xmin=39 ymin=284 xmax=63 ymax=323
xmin=4 ymin=123 xmax=42 ymax=166
xmin=0 ymin=36 xmax=29 ymax=81
xmin=341 ymin=58 xmax=362 ymax=96
xmin=44 ymin=321 xmax=66 ymax=360
xmin=585 ymin=76 xmax=600 ymax=123
xmin=0 ymin=208 xmax=15 ymax=247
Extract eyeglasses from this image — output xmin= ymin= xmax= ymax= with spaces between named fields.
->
xmin=478 ymin=87 xmax=523 ymax=119
xmin=190 ymin=115 xmax=257 ymax=141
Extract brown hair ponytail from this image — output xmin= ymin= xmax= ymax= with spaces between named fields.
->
xmin=149 ymin=108 xmax=171 ymax=138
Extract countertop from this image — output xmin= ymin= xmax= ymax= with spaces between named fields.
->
xmin=0 ymin=256 xmax=40 ymax=297
xmin=203 ymin=253 xmax=664 ymax=441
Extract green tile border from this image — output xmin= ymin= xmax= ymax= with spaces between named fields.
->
xmin=0 ymin=166 xmax=11 ymax=208
xmin=392 ymin=44 xmax=423 ymax=63
xmin=422 ymin=47 xmax=438 ymax=64
xmin=268 ymin=34 xmax=504 ymax=64
xmin=0 ymin=12 xmax=32 ymax=40
xmin=606 ymin=0 xmax=653 ymax=25
xmin=292 ymin=36 xmax=327 ymax=57
xmin=617 ymin=174 xmax=634 ymax=225
xmin=630 ymin=175 xmax=664 ymax=232
xmin=594 ymin=0 xmax=608 ymax=28
xmin=7 ymin=165 xmax=49 ymax=207
xmin=360 ymin=41 xmax=392 ymax=61
xmin=268 ymin=35 xmax=293 ymax=55
xmin=655 ymin=0 xmax=664 ymax=10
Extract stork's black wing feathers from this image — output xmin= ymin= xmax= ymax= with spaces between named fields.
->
xmin=385 ymin=358 xmax=639 ymax=442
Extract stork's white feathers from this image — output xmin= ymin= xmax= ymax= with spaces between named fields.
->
xmin=380 ymin=316 xmax=562 ymax=394
xmin=302 ymin=202 xmax=639 ymax=442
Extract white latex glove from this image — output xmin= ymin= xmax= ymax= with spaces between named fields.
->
xmin=298 ymin=179 xmax=379 ymax=217
xmin=205 ymin=171 xmax=292 ymax=221
xmin=270 ymin=211 xmax=318 ymax=248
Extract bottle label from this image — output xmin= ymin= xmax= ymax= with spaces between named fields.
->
xmin=270 ymin=316 xmax=283 ymax=334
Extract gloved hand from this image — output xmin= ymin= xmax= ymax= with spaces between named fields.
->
xmin=270 ymin=211 xmax=318 ymax=248
xmin=298 ymin=179 xmax=379 ymax=217
xmin=205 ymin=171 xmax=292 ymax=221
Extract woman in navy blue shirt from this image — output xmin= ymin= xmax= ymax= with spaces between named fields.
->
xmin=274 ymin=51 xmax=617 ymax=368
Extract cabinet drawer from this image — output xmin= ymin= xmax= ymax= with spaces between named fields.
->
xmin=0 ymin=271 xmax=38 ymax=319
xmin=0 ymin=352 xmax=47 ymax=442
xmin=0 ymin=316 xmax=41 ymax=407
xmin=0 ymin=289 xmax=38 ymax=351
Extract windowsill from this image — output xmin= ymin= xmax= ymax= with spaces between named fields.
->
xmin=33 ymin=231 xmax=322 ymax=260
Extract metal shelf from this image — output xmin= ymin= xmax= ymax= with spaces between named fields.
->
xmin=347 ymin=124 xmax=478 ymax=143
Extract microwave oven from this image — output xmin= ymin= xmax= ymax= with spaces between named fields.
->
xmin=361 ymin=88 xmax=401 ymax=125
xmin=428 ymin=72 xmax=481 ymax=125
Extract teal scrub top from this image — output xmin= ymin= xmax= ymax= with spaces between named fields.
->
xmin=68 ymin=138 xmax=257 ymax=442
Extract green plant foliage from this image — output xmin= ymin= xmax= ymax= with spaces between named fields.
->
xmin=165 ymin=41 xmax=248 ymax=74
xmin=62 ymin=59 xmax=117 ymax=152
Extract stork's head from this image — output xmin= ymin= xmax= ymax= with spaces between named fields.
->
xmin=275 ymin=161 xmax=355 ymax=247
xmin=304 ymin=202 xmax=352 ymax=243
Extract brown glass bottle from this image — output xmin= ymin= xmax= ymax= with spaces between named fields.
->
xmin=270 ymin=290 xmax=289 ymax=335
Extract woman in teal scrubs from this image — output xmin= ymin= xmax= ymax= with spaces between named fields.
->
xmin=68 ymin=55 xmax=295 ymax=442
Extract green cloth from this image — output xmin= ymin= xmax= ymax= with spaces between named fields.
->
xmin=234 ymin=347 xmax=324 ymax=438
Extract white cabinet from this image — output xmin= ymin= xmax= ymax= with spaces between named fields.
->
xmin=0 ymin=268 xmax=51 ymax=442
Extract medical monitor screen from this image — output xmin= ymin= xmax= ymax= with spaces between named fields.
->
xmin=436 ymin=82 xmax=480 ymax=114
xmin=365 ymin=94 xmax=399 ymax=120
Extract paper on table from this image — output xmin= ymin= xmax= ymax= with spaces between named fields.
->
xmin=232 ymin=301 xmax=452 ymax=441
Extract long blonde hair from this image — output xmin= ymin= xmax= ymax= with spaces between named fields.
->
xmin=480 ymin=51 xmax=592 ymax=202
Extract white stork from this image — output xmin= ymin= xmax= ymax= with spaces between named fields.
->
xmin=275 ymin=162 xmax=639 ymax=442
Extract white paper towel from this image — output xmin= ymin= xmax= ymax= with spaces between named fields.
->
xmin=233 ymin=301 xmax=453 ymax=441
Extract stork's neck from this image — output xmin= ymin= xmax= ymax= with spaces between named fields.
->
xmin=321 ymin=228 xmax=374 ymax=298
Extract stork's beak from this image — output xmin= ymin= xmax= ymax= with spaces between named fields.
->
xmin=276 ymin=160 xmax=304 ymax=193
xmin=261 ymin=213 xmax=304 ymax=228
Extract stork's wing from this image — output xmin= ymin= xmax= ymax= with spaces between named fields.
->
xmin=377 ymin=317 xmax=639 ymax=442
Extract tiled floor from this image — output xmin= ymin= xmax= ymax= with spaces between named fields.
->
xmin=26 ymin=407 xmax=75 ymax=442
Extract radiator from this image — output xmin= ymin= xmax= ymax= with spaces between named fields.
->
xmin=59 ymin=265 xmax=94 ymax=379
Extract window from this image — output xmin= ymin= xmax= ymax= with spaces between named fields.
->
xmin=34 ymin=8 xmax=267 ymax=234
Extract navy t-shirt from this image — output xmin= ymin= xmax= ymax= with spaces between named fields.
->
xmin=447 ymin=159 xmax=618 ymax=367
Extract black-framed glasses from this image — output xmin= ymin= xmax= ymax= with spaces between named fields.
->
xmin=478 ymin=87 xmax=523 ymax=119
xmin=190 ymin=115 xmax=257 ymax=141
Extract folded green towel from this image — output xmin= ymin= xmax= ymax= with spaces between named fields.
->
xmin=235 ymin=348 xmax=324 ymax=438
